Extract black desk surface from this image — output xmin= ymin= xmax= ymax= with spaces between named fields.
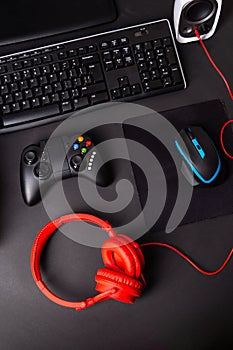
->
xmin=0 ymin=1 xmax=232 ymax=349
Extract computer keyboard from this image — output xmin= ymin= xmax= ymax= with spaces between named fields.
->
xmin=0 ymin=19 xmax=186 ymax=132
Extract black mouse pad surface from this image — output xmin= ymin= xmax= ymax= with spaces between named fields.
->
xmin=123 ymin=99 xmax=233 ymax=233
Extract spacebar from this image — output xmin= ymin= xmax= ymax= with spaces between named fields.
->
xmin=2 ymin=104 xmax=60 ymax=127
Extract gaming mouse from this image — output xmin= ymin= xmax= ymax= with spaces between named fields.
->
xmin=175 ymin=126 xmax=221 ymax=185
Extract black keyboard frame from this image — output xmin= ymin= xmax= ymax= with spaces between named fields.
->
xmin=0 ymin=19 xmax=186 ymax=134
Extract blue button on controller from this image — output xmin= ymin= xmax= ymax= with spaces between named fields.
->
xmin=73 ymin=143 xmax=79 ymax=151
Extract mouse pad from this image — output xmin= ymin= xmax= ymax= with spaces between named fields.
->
xmin=123 ymin=99 xmax=233 ymax=233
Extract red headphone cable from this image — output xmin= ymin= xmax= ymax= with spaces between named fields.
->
xmin=194 ymin=29 xmax=233 ymax=101
xmin=194 ymin=29 xmax=233 ymax=159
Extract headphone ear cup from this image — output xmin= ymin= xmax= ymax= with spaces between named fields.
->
xmin=95 ymin=268 xmax=144 ymax=304
xmin=101 ymin=235 xmax=145 ymax=278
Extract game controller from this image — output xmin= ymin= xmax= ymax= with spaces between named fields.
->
xmin=20 ymin=134 xmax=109 ymax=206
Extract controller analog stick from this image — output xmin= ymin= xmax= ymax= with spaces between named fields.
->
xmin=24 ymin=151 xmax=38 ymax=165
xmin=34 ymin=162 xmax=51 ymax=179
xmin=70 ymin=155 xmax=83 ymax=171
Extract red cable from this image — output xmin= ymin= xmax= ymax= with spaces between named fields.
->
xmin=220 ymin=120 xmax=233 ymax=159
xmin=194 ymin=29 xmax=233 ymax=100
xmin=31 ymin=214 xmax=233 ymax=312
xmin=140 ymin=242 xmax=233 ymax=276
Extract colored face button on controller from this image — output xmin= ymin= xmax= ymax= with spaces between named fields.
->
xmin=81 ymin=147 xmax=87 ymax=154
xmin=73 ymin=143 xmax=80 ymax=151
xmin=86 ymin=140 xmax=92 ymax=147
xmin=70 ymin=155 xmax=83 ymax=170
xmin=24 ymin=151 xmax=38 ymax=165
xmin=77 ymin=136 xmax=84 ymax=142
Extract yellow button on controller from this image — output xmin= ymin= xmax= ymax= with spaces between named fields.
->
xmin=77 ymin=136 xmax=84 ymax=142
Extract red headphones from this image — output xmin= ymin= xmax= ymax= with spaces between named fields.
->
xmin=31 ymin=213 xmax=146 ymax=311
xmin=31 ymin=213 xmax=233 ymax=312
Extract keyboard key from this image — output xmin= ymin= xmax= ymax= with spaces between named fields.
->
xmin=21 ymin=100 xmax=31 ymax=110
xmin=32 ymin=57 xmax=42 ymax=65
xmin=48 ymin=73 xmax=58 ymax=84
xmin=110 ymin=39 xmax=119 ymax=48
xmin=34 ymin=87 xmax=43 ymax=97
xmin=163 ymin=37 xmax=172 ymax=47
xmin=124 ymin=56 xmax=134 ymax=67
xmin=111 ymin=88 xmax=121 ymax=100
xmin=165 ymin=47 xmax=177 ymax=66
xmin=0 ymin=65 xmax=7 ymax=74
xmin=12 ymin=72 xmax=21 ymax=82
xmin=141 ymin=72 xmax=150 ymax=82
xmin=134 ymin=44 xmax=143 ymax=53
xmin=89 ymin=64 xmax=103 ymax=83
xmin=70 ymin=89 xmax=79 ymax=99
xmin=31 ymin=98 xmax=40 ymax=108
xmin=104 ymin=61 xmax=114 ymax=71
xmin=42 ymin=55 xmax=52 ymax=63
xmin=120 ymin=37 xmax=129 ymax=45
xmin=122 ymin=86 xmax=131 ymax=97
xmin=41 ymin=96 xmax=50 ymax=106
xmin=112 ymin=49 xmax=121 ymax=59
xmin=10 ymin=83 xmax=19 ymax=93
xmin=143 ymin=80 xmax=163 ymax=92
xmin=12 ymin=102 xmax=20 ymax=113
xmin=68 ymin=49 xmax=77 ymax=57
xmin=163 ymin=77 xmax=172 ymax=87
xmin=2 ymin=105 xmax=11 ymax=115
xmin=122 ymin=47 xmax=131 ymax=56
xmin=58 ymin=52 xmax=67 ymax=60
xmin=61 ymin=101 xmax=72 ymax=113
xmin=38 ymin=76 xmax=47 ymax=86
xmin=118 ymin=76 xmax=129 ymax=87
xmin=13 ymin=62 xmax=22 ymax=70
xmin=81 ymin=54 xmax=99 ymax=65
xmin=31 ymin=67 xmax=41 ymax=78
xmin=60 ymin=91 xmax=70 ymax=101
xmin=4 ymin=94 xmax=13 ymax=104
xmin=81 ymin=82 xmax=106 ymax=96
xmin=19 ymin=81 xmax=29 ymax=91
xmin=51 ymin=94 xmax=60 ymax=104
xmin=171 ymin=67 xmax=182 ymax=85
xmin=138 ymin=62 xmax=147 ymax=73
xmin=88 ymin=45 xmax=97 ymax=53
xmin=2 ymin=74 xmax=11 ymax=84
xmin=115 ymin=58 xmax=124 ymax=69
xmin=1 ymin=104 xmax=60 ymax=127
xmin=143 ymin=42 xmax=152 ymax=51
xmin=153 ymin=39 xmax=162 ymax=49
xmin=14 ymin=92 xmax=23 ymax=102
xmin=23 ymin=60 xmax=32 ymax=68
xmin=90 ymin=92 xmax=109 ymax=105
xmin=22 ymin=70 xmax=31 ymax=79
xmin=100 ymin=42 xmax=109 ymax=50
xmin=73 ymin=97 xmax=89 ymax=110
xmin=24 ymin=90 xmax=33 ymax=99
xmin=78 ymin=47 xmax=86 ymax=56
xmin=1 ymin=85 xmax=9 ymax=94
xmin=44 ymin=85 xmax=52 ymax=95
xmin=29 ymin=78 xmax=38 ymax=88
xmin=53 ymin=82 xmax=62 ymax=93
xmin=131 ymin=84 xmax=141 ymax=95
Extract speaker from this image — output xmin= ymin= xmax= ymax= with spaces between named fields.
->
xmin=174 ymin=0 xmax=222 ymax=43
